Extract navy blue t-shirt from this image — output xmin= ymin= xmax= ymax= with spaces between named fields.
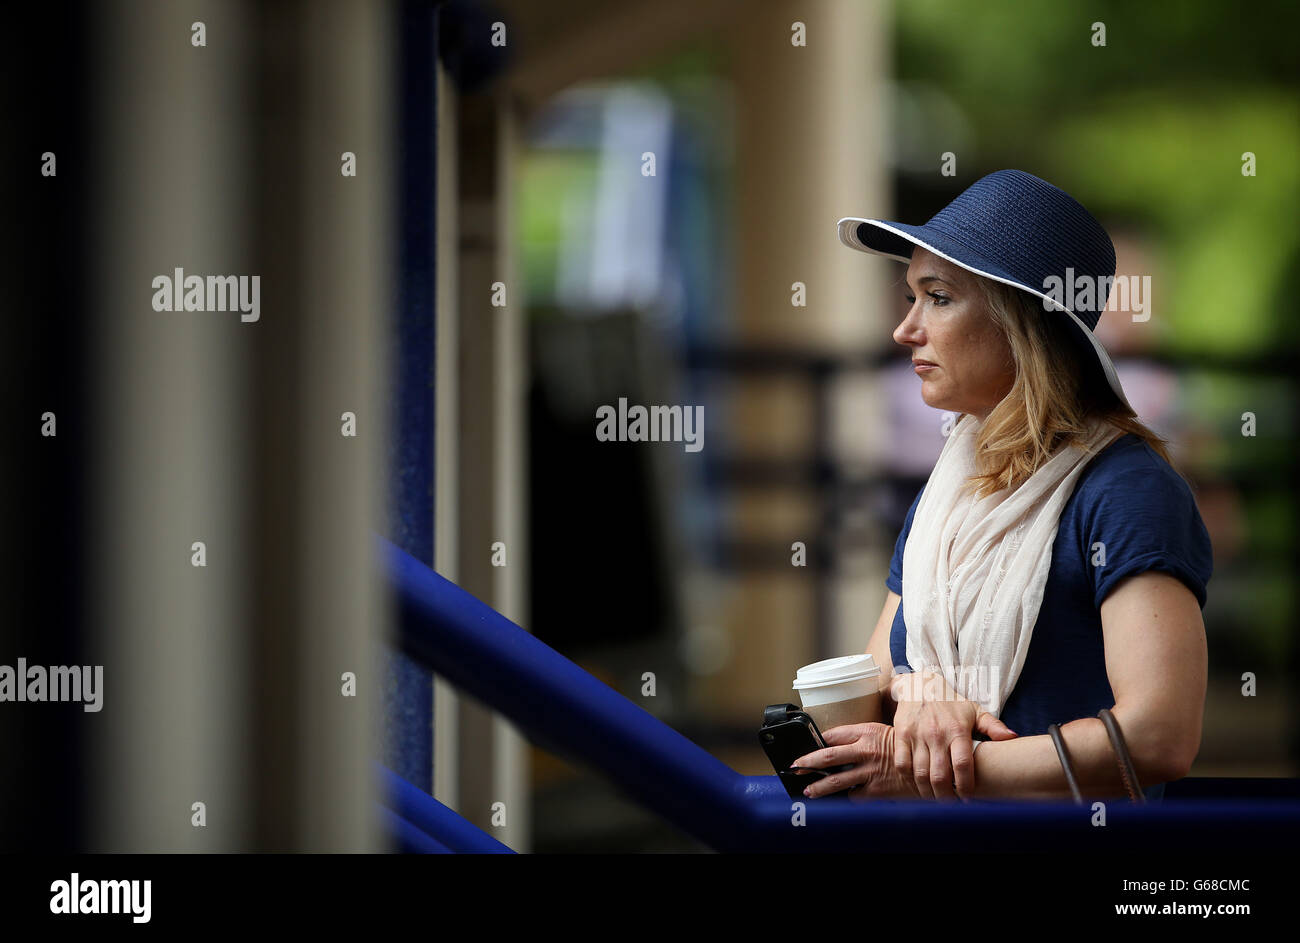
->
xmin=885 ymin=433 xmax=1213 ymax=801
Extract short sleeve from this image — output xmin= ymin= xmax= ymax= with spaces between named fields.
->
xmin=1085 ymin=464 xmax=1214 ymax=610
xmin=886 ymin=485 xmax=925 ymax=595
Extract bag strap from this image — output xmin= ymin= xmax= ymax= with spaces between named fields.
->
xmin=1047 ymin=723 xmax=1084 ymax=804
xmin=1099 ymin=708 xmax=1146 ymax=803
xmin=1048 ymin=710 xmax=1145 ymax=804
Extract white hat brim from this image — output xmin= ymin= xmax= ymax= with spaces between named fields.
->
xmin=837 ymin=215 xmax=1134 ymax=413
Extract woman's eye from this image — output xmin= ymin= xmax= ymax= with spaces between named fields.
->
xmin=904 ymin=291 xmax=949 ymax=306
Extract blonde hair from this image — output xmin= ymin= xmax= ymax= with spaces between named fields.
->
xmin=959 ymin=277 xmax=1175 ymax=499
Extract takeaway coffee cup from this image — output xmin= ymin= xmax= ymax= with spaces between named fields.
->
xmin=793 ymin=654 xmax=883 ymax=733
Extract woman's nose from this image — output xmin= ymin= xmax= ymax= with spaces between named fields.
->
xmin=894 ymin=306 xmax=921 ymax=346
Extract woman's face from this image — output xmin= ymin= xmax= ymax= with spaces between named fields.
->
xmin=893 ymin=247 xmax=1015 ymax=419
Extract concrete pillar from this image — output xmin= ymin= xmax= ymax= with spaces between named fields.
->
xmin=453 ymin=89 xmax=531 ymax=852
xmin=706 ymin=0 xmax=891 ymax=724
xmin=433 ymin=51 xmax=463 ymax=817
xmin=89 ymin=0 xmax=390 ymax=852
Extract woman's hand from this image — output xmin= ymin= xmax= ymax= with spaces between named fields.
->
xmin=890 ymin=669 xmax=1018 ymax=800
xmin=790 ymin=723 xmax=921 ymax=801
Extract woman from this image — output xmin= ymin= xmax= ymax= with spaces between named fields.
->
xmin=793 ymin=170 xmax=1212 ymax=802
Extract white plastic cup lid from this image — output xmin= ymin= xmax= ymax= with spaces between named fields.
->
xmin=792 ymin=654 xmax=881 ymax=691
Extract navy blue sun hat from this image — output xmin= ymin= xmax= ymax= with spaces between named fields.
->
xmin=837 ymin=169 xmax=1132 ymax=411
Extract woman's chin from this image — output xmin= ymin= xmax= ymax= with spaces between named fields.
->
xmin=919 ymin=387 xmax=950 ymax=411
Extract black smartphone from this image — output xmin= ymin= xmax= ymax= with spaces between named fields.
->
xmin=758 ymin=703 xmax=854 ymax=799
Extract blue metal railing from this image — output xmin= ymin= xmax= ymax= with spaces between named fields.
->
xmin=377 ymin=762 xmax=514 ymax=853
xmin=379 ymin=806 xmax=453 ymax=854
xmin=376 ymin=534 xmax=1300 ymax=852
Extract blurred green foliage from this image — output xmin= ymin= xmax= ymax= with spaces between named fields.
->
xmin=896 ymin=0 xmax=1299 ymax=357
xmin=518 ymin=151 xmax=599 ymax=309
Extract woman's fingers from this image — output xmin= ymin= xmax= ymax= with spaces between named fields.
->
xmin=798 ymin=736 xmax=874 ymax=798
xmin=792 ymin=755 xmax=835 ymax=799
xmin=800 ymin=771 xmax=830 ymax=799
xmin=820 ymin=723 xmax=869 ymax=745
xmin=949 ymin=735 xmax=975 ymax=799
xmin=930 ymin=737 xmax=957 ymax=800
xmin=790 ymin=746 xmax=834 ymax=770
xmin=894 ymin=729 xmax=913 ymax=787
xmin=912 ymin=741 xmax=932 ymax=798
xmin=975 ymin=711 xmax=1018 ymax=740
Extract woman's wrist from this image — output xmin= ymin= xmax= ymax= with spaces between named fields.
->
xmin=891 ymin=667 xmax=969 ymax=706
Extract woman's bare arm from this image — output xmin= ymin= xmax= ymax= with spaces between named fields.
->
xmin=970 ymin=571 xmax=1206 ymax=798
xmin=865 ymin=591 xmax=900 ymax=723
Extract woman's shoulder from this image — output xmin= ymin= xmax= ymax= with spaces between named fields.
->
xmin=1072 ymin=431 xmax=1190 ymax=504
xmin=1067 ymin=431 xmax=1213 ymax=608
xmin=1067 ymin=430 xmax=1208 ymax=548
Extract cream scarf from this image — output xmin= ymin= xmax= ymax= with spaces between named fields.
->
xmin=902 ymin=414 xmax=1122 ymax=718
